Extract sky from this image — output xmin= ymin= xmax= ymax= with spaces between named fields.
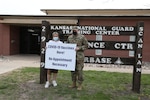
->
xmin=0 ymin=0 xmax=150 ymax=15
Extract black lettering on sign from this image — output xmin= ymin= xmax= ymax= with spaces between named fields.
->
xmin=88 ymin=41 xmax=105 ymax=49
xmin=84 ymin=56 xmax=134 ymax=65
xmin=50 ymin=25 xmax=135 ymax=35
xmin=84 ymin=57 xmax=112 ymax=64
xmin=88 ymin=41 xmax=135 ymax=50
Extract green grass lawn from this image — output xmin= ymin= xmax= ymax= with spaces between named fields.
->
xmin=0 ymin=67 xmax=150 ymax=100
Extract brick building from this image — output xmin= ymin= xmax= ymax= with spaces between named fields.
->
xmin=0 ymin=9 xmax=150 ymax=62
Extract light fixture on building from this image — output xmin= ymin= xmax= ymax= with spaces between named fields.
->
xmin=32 ymin=33 xmax=38 ymax=36
xmin=28 ymin=29 xmax=35 ymax=32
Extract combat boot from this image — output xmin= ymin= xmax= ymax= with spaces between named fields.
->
xmin=77 ymin=83 xmax=82 ymax=90
xmin=69 ymin=81 xmax=77 ymax=88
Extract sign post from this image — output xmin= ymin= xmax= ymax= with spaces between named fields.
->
xmin=40 ymin=21 xmax=49 ymax=84
xmin=132 ymin=22 xmax=144 ymax=93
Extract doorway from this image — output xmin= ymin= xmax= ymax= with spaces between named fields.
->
xmin=20 ymin=27 xmax=41 ymax=54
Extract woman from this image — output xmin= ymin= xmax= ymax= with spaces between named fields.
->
xmin=45 ymin=32 xmax=63 ymax=88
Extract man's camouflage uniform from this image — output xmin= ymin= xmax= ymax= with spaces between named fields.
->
xmin=67 ymin=33 xmax=88 ymax=84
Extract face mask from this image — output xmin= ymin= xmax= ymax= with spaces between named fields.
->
xmin=53 ymin=37 xmax=59 ymax=41
xmin=73 ymin=31 xmax=77 ymax=35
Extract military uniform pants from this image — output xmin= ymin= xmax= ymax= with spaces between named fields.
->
xmin=71 ymin=60 xmax=84 ymax=84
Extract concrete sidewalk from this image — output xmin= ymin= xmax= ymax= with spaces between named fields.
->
xmin=0 ymin=54 xmax=150 ymax=74
xmin=0 ymin=54 xmax=40 ymax=74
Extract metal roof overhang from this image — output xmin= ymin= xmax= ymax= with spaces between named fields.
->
xmin=0 ymin=9 xmax=150 ymax=25
xmin=41 ymin=9 xmax=150 ymax=16
xmin=0 ymin=16 xmax=78 ymax=25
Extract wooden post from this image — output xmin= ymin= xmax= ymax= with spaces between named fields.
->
xmin=40 ymin=21 xmax=50 ymax=84
xmin=132 ymin=22 xmax=144 ymax=93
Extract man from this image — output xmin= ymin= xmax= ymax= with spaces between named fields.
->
xmin=45 ymin=32 xmax=63 ymax=88
xmin=67 ymin=26 xmax=88 ymax=90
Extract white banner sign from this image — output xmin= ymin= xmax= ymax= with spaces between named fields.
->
xmin=45 ymin=42 xmax=76 ymax=71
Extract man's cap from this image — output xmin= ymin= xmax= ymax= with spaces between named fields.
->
xmin=72 ymin=26 xmax=78 ymax=30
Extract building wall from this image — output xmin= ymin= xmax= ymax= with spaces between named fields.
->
xmin=0 ymin=24 xmax=10 ymax=55
xmin=79 ymin=17 xmax=150 ymax=62
xmin=0 ymin=24 xmax=20 ymax=55
xmin=0 ymin=24 xmax=2 ymax=55
xmin=0 ymin=16 xmax=150 ymax=62
xmin=142 ymin=20 xmax=150 ymax=62
xmin=10 ymin=26 xmax=20 ymax=55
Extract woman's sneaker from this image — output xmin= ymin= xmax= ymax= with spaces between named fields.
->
xmin=44 ymin=81 xmax=50 ymax=88
xmin=52 ymin=80 xmax=57 ymax=87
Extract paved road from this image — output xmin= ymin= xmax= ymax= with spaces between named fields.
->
xmin=0 ymin=54 xmax=150 ymax=74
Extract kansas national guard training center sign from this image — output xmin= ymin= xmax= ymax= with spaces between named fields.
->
xmin=40 ymin=21 xmax=144 ymax=93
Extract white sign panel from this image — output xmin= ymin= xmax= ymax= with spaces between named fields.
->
xmin=45 ymin=42 xmax=76 ymax=71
